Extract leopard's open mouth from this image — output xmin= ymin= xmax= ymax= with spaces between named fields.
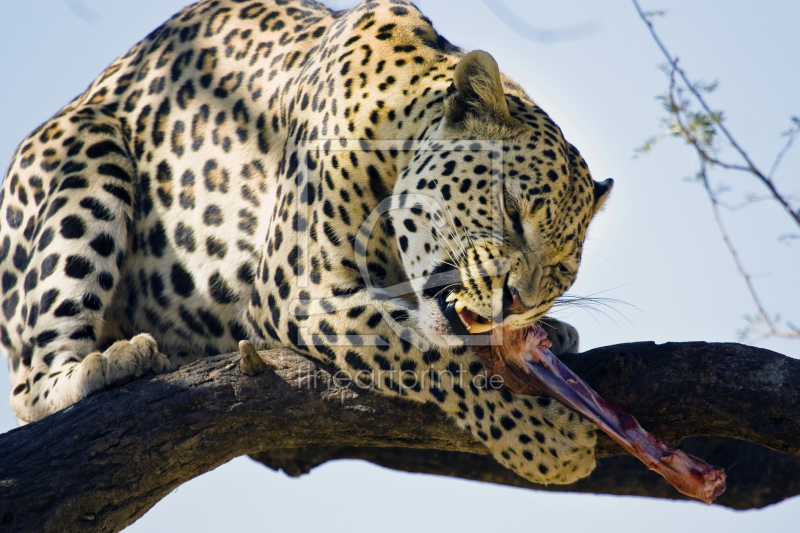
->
xmin=436 ymin=288 xmax=502 ymax=336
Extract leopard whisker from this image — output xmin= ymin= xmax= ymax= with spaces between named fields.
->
xmin=550 ymin=291 xmax=637 ymax=327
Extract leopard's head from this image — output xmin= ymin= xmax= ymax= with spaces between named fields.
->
xmin=392 ymin=51 xmax=612 ymax=345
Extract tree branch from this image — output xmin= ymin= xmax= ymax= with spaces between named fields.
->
xmin=1 ymin=341 xmax=799 ymax=532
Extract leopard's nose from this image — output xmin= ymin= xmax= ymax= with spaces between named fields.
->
xmin=502 ymin=282 xmax=532 ymax=316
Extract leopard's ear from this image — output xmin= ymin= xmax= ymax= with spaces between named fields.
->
xmin=592 ymin=178 xmax=613 ymax=214
xmin=444 ymin=50 xmax=512 ymax=128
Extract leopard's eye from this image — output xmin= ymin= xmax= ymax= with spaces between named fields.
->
xmin=505 ymin=199 xmax=524 ymax=234
xmin=557 ymin=263 xmax=572 ymax=276
xmin=504 ymin=200 xmax=518 ymax=218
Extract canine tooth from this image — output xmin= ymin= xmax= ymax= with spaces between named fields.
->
xmin=446 ymin=292 xmax=457 ymax=303
xmin=469 ymin=321 xmax=498 ymax=334
xmin=454 ymin=301 xmax=466 ymax=313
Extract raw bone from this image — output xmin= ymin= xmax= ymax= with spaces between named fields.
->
xmin=479 ymin=326 xmax=726 ymax=504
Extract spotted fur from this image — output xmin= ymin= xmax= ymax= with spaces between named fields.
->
xmin=1 ymin=0 xmax=612 ymax=485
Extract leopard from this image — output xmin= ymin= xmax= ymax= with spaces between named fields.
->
xmin=1 ymin=0 xmax=612 ymax=485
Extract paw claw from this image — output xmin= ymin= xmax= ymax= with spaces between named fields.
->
xmin=154 ymin=353 xmax=172 ymax=373
xmin=104 ymin=334 xmax=171 ymax=385
xmin=239 ymin=340 xmax=267 ymax=376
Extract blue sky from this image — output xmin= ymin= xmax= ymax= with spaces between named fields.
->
xmin=1 ymin=1 xmax=798 ymax=531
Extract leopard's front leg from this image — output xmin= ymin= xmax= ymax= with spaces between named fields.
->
xmin=248 ymin=289 xmax=596 ymax=485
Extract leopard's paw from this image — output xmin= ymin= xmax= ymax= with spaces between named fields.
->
xmin=100 ymin=333 xmax=172 ymax=386
xmin=79 ymin=334 xmax=171 ymax=393
xmin=540 ymin=318 xmax=580 ymax=355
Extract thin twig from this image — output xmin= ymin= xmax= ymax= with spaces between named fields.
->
xmin=769 ymin=119 xmax=800 ymax=181
xmin=632 ymin=0 xmax=800 ymax=229
xmin=633 ymin=1 xmax=799 ymax=340
xmin=666 ymin=80 xmax=798 ymax=339
xmin=697 ymin=160 xmax=772 ymax=332
xmin=716 ymin=193 xmax=800 ymax=213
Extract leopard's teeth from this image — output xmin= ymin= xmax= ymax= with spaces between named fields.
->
xmin=445 ymin=292 xmax=457 ymax=303
xmin=451 ymin=299 xmax=497 ymax=333
xmin=468 ymin=320 xmax=499 ymax=334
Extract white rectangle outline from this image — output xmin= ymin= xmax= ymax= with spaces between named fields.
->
xmin=292 ymin=139 xmax=507 ymax=348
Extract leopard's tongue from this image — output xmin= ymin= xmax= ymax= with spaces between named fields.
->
xmin=479 ymin=326 xmax=726 ymax=505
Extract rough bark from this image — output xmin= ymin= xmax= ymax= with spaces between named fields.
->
xmin=0 ymin=341 xmax=798 ymax=532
